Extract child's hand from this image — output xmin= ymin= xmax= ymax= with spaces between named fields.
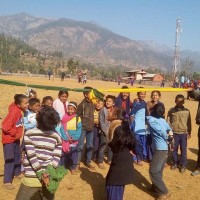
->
xmin=41 ymin=173 xmax=50 ymax=186
xmin=187 ymin=133 xmax=191 ymax=139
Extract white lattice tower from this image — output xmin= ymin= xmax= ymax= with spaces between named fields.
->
xmin=173 ymin=18 xmax=182 ymax=81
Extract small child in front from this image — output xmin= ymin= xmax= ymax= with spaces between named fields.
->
xmin=61 ymin=102 xmax=82 ymax=174
xmin=16 ymin=107 xmax=62 ymax=200
xmin=106 ymin=108 xmax=136 ymax=200
xmin=167 ymin=94 xmax=192 ymax=173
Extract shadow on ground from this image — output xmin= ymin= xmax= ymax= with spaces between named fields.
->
xmin=80 ymin=168 xmax=106 ymax=200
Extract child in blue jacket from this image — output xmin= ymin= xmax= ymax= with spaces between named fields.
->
xmin=146 ymin=103 xmax=172 ymax=200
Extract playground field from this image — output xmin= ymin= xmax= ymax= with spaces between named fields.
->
xmin=0 ymin=75 xmax=199 ymax=200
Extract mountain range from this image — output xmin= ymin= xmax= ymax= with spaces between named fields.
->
xmin=0 ymin=13 xmax=199 ymax=71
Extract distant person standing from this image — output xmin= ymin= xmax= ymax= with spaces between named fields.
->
xmin=61 ymin=72 xmax=65 ymax=81
xmin=130 ymin=75 xmax=135 ymax=86
xmin=117 ymin=75 xmax=121 ymax=86
xmin=180 ymin=75 xmax=185 ymax=88
xmin=160 ymin=80 xmax=165 ymax=88
xmin=82 ymin=74 xmax=87 ymax=84
xmin=47 ymin=69 xmax=52 ymax=80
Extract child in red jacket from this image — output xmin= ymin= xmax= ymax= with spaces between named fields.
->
xmin=2 ymin=94 xmax=28 ymax=190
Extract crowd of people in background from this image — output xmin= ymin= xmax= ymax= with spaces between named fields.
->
xmin=1 ymin=85 xmax=200 ymax=200
xmin=173 ymin=75 xmax=200 ymax=90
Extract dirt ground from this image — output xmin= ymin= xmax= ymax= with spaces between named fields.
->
xmin=0 ymin=75 xmax=200 ymax=200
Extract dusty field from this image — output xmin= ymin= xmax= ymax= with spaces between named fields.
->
xmin=0 ymin=75 xmax=200 ymax=200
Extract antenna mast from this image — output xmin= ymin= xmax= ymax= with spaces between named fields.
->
xmin=173 ymin=18 xmax=182 ymax=81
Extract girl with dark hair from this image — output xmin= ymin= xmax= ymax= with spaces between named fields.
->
xmin=2 ymin=94 xmax=28 ymax=190
xmin=146 ymin=103 xmax=172 ymax=200
xmin=115 ymin=86 xmax=132 ymax=120
xmin=16 ymin=107 xmax=62 ymax=200
xmin=53 ymin=90 xmax=69 ymax=119
xmin=106 ymin=115 xmax=137 ymax=200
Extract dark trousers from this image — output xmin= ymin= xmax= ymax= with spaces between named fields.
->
xmin=146 ymin=134 xmax=154 ymax=161
xmin=197 ymin=127 xmax=200 ymax=168
xmin=172 ymin=133 xmax=187 ymax=167
xmin=98 ymin=134 xmax=113 ymax=163
xmin=149 ymin=150 xmax=168 ymax=197
xmin=106 ymin=185 xmax=124 ymax=200
xmin=93 ymin=126 xmax=100 ymax=160
xmin=133 ymin=134 xmax=147 ymax=162
xmin=15 ymin=183 xmax=54 ymax=200
xmin=3 ymin=140 xmax=21 ymax=183
xmin=60 ymin=146 xmax=78 ymax=170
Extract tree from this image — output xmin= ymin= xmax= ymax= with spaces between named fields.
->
xmin=180 ymin=57 xmax=193 ymax=78
xmin=67 ymin=58 xmax=76 ymax=75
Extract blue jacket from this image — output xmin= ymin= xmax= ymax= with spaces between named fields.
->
xmin=130 ymin=100 xmax=146 ymax=135
xmin=23 ymin=110 xmax=37 ymax=130
xmin=146 ymin=116 xmax=172 ymax=150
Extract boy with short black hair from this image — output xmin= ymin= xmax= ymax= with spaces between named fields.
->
xmin=98 ymin=95 xmax=115 ymax=168
xmin=167 ymin=94 xmax=192 ymax=173
xmin=24 ymin=98 xmax=40 ymax=130
xmin=76 ymin=86 xmax=95 ymax=169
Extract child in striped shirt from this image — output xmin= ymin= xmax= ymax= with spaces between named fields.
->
xmin=16 ymin=107 xmax=62 ymax=200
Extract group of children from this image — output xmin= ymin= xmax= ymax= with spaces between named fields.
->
xmin=1 ymin=86 xmax=193 ymax=200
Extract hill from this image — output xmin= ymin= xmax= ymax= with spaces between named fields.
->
xmin=0 ymin=13 xmax=199 ymax=71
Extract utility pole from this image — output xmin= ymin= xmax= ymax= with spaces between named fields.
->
xmin=173 ymin=18 xmax=182 ymax=81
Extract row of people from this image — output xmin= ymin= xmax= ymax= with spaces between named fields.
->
xmin=1 ymin=86 xmax=200 ymax=200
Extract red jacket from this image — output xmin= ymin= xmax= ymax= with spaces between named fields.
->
xmin=2 ymin=103 xmax=24 ymax=144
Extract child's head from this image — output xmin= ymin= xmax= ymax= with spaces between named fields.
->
xmin=28 ymin=98 xmax=40 ymax=113
xmin=120 ymin=86 xmax=129 ymax=100
xmin=83 ymin=86 xmax=93 ymax=99
xmin=37 ymin=107 xmax=60 ymax=131
xmin=58 ymin=91 xmax=69 ymax=103
xmin=42 ymin=96 xmax=53 ymax=107
xmin=14 ymin=94 xmax=28 ymax=111
xmin=151 ymin=103 xmax=165 ymax=118
xmin=105 ymin=95 xmax=115 ymax=109
xmin=111 ymin=107 xmax=126 ymax=121
xmin=95 ymin=100 xmax=104 ymax=110
xmin=110 ymin=121 xmax=135 ymax=151
xmin=175 ymin=94 xmax=185 ymax=107
xmin=151 ymin=90 xmax=161 ymax=102
xmin=67 ymin=101 xmax=77 ymax=116
xmin=26 ymin=88 xmax=37 ymax=99
xmin=137 ymin=90 xmax=146 ymax=100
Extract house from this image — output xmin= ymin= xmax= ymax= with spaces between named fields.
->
xmin=142 ymin=73 xmax=164 ymax=82
xmin=125 ymin=69 xmax=147 ymax=80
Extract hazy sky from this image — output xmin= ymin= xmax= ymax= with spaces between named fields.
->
xmin=1 ymin=0 xmax=200 ymax=51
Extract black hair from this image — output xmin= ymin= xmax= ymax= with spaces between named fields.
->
xmin=42 ymin=96 xmax=53 ymax=104
xmin=58 ymin=90 xmax=69 ymax=97
xmin=36 ymin=107 xmax=60 ymax=131
xmin=14 ymin=94 xmax=28 ymax=105
xmin=151 ymin=90 xmax=161 ymax=98
xmin=109 ymin=121 xmax=136 ymax=152
xmin=151 ymin=103 xmax=165 ymax=118
xmin=175 ymin=94 xmax=185 ymax=100
xmin=28 ymin=98 xmax=40 ymax=107
xmin=121 ymin=85 xmax=129 ymax=89
xmin=83 ymin=86 xmax=93 ymax=95
xmin=105 ymin=95 xmax=115 ymax=102
xmin=136 ymin=87 xmax=145 ymax=96
xmin=114 ymin=107 xmax=126 ymax=120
